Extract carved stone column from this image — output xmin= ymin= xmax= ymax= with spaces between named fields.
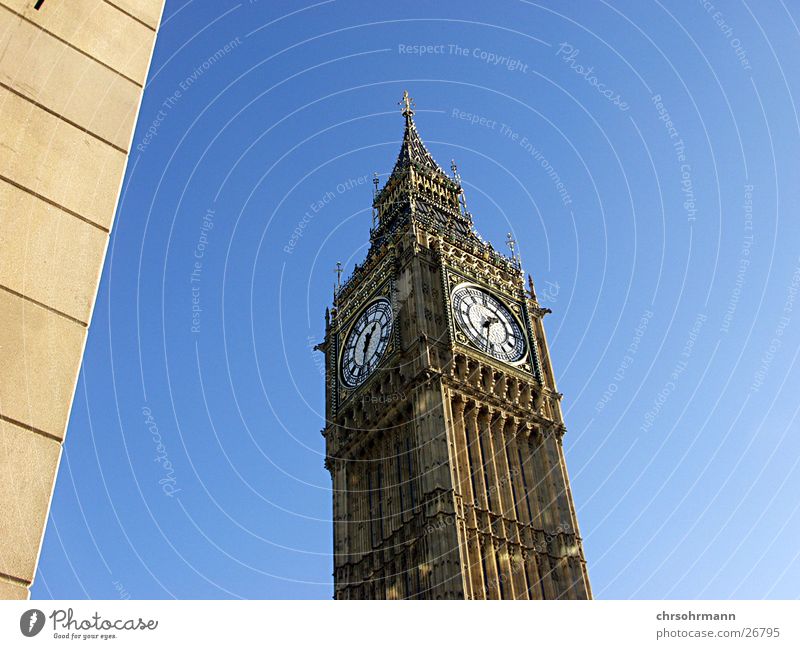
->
xmin=449 ymin=393 xmax=476 ymax=599
xmin=492 ymin=411 xmax=529 ymax=599
xmin=463 ymin=401 xmax=487 ymax=598
xmin=475 ymin=407 xmax=501 ymax=598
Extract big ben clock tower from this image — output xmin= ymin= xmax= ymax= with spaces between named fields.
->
xmin=317 ymin=92 xmax=592 ymax=599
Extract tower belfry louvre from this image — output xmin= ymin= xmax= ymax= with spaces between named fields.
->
xmin=317 ymin=92 xmax=591 ymax=599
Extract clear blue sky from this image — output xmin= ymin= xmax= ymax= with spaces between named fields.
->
xmin=34 ymin=0 xmax=800 ymax=599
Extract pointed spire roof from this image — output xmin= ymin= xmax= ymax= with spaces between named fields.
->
xmin=370 ymin=91 xmax=475 ymax=249
xmin=389 ymin=90 xmax=449 ymax=180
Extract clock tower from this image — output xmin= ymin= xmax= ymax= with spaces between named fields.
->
xmin=317 ymin=92 xmax=591 ymax=599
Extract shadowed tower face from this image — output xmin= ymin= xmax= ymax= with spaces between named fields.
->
xmin=319 ymin=92 xmax=591 ymax=600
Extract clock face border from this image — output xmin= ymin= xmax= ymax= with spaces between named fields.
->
xmin=450 ymin=281 xmax=528 ymax=366
xmin=333 ymin=281 xmax=398 ymax=407
xmin=442 ymin=268 xmax=543 ymax=382
xmin=450 ymin=282 xmax=527 ymax=364
xmin=339 ymin=297 xmax=394 ymax=389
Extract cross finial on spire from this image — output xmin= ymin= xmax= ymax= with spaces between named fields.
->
xmin=400 ymin=90 xmax=414 ymax=118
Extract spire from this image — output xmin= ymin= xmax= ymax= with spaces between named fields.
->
xmin=388 ymin=89 xmax=448 ymax=180
xmin=370 ymin=91 xmax=473 ymax=248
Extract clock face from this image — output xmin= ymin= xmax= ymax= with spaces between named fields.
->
xmin=340 ymin=298 xmax=394 ymax=388
xmin=451 ymin=284 xmax=526 ymax=363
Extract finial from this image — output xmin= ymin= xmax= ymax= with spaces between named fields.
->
xmin=451 ymin=158 xmax=468 ymax=214
xmin=527 ymin=274 xmax=538 ymax=302
xmin=506 ymin=232 xmax=522 ymax=268
xmin=334 ymin=261 xmax=343 ymax=288
xmin=506 ymin=232 xmax=517 ymax=257
xmin=372 ymin=172 xmax=380 ymax=228
xmin=450 ymin=158 xmax=460 ymax=180
xmin=399 ymin=90 xmax=414 ymax=119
